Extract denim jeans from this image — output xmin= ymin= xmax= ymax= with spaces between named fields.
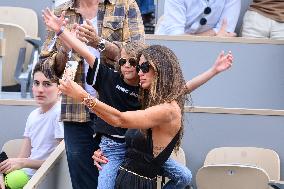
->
xmin=64 ymin=121 xmax=100 ymax=189
xmin=136 ymin=0 xmax=155 ymax=14
xmin=97 ymin=136 xmax=126 ymax=189
xmin=162 ymin=158 xmax=192 ymax=189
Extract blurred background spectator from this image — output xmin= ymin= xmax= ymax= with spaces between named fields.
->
xmin=155 ymin=0 xmax=241 ymax=37
xmin=136 ymin=0 xmax=155 ymax=34
xmin=241 ymin=0 xmax=284 ymax=40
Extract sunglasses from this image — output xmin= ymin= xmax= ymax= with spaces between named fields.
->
xmin=118 ymin=57 xmax=138 ymax=67
xmin=136 ymin=61 xmax=151 ymax=73
xmin=200 ymin=6 xmax=211 ymax=25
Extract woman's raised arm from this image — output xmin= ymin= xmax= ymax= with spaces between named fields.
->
xmin=186 ymin=51 xmax=233 ymax=93
xmin=59 ymin=79 xmax=180 ymax=130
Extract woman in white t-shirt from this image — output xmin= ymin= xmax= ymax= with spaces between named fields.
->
xmin=0 ymin=62 xmax=64 ymax=189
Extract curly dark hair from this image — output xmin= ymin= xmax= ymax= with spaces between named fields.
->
xmin=137 ymin=45 xmax=187 ymax=149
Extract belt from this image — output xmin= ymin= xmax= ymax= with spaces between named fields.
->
xmin=101 ymin=134 xmax=125 ymax=143
xmin=119 ymin=166 xmax=157 ymax=181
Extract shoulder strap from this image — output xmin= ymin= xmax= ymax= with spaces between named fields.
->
xmin=154 ymin=130 xmax=180 ymax=166
xmin=147 ymin=129 xmax=154 ymax=155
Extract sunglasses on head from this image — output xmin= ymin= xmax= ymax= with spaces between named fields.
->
xmin=200 ymin=6 xmax=211 ymax=25
xmin=136 ymin=61 xmax=151 ymax=73
xmin=118 ymin=57 xmax=138 ymax=67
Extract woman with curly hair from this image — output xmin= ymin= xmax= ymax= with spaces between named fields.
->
xmin=60 ymin=45 xmax=188 ymax=189
xmin=58 ymin=44 xmax=232 ymax=189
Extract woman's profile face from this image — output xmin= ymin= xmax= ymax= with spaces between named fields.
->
xmin=137 ymin=55 xmax=155 ymax=89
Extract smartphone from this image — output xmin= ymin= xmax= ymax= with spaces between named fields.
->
xmin=62 ymin=61 xmax=79 ymax=81
xmin=0 ymin=151 xmax=8 ymax=163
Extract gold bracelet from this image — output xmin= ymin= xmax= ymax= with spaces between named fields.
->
xmin=81 ymin=94 xmax=98 ymax=110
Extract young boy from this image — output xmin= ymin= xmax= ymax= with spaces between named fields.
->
xmin=0 ymin=62 xmax=64 ymax=189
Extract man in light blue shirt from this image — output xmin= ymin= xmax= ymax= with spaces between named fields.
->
xmin=155 ymin=0 xmax=241 ymax=36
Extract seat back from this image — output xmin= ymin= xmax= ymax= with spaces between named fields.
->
xmin=23 ymin=141 xmax=66 ymax=189
xmin=2 ymin=139 xmax=24 ymax=158
xmin=0 ymin=6 xmax=38 ymax=38
xmin=196 ymin=164 xmax=270 ymax=189
xmin=0 ymin=28 xmax=4 ymax=57
xmin=170 ymin=147 xmax=186 ymax=165
xmin=0 ymin=6 xmax=38 ymax=74
xmin=0 ymin=23 xmax=26 ymax=86
xmin=204 ymin=147 xmax=280 ymax=181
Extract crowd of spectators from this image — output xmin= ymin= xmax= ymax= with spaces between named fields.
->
xmin=154 ymin=0 xmax=284 ymax=39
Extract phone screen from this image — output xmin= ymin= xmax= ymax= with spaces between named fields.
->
xmin=0 ymin=151 xmax=8 ymax=163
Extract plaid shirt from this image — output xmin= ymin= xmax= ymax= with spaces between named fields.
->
xmin=40 ymin=0 xmax=145 ymax=122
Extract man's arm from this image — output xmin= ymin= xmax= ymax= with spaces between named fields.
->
xmin=76 ymin=20 xmax=120 ymax=61
xmin=156 ymin=0 xmax=186 ymax=35
xmin=0 ymin=138 xmax=43 ymax=174
xmin=17 ymin=137 xmax=31 ymax=159
xmin=213 ymin=0 xmax=241 ymax=34
xmin=194 ymin=29 xmax=217 ymax=36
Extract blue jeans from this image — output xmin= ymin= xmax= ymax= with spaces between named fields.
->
xmin=162 ymin=158 xmax=192 ymax=189
xmin=136 ymin=0 xmax=155 ymax=14
xmin=97 ymin=136 xmax=126 ymax=189
xmin=64 ymin=121 xmax=100 ymax=189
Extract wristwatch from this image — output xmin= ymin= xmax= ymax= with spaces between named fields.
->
xmin=97 ymin=38 xmax=106 ymax=52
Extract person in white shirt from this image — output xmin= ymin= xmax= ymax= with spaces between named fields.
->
xmin=0 ymin=62 xmax=64 ymax=189
xmin=155 ymin=0 xmax=241 ymax=37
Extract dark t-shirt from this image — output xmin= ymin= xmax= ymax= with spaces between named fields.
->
xmin=87 ymin=60 xmax=141 ymax=136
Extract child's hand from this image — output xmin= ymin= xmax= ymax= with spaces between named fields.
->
xmin=212 ymin=51 xmax=233 ymax=74
xmin=0 ymin=158 xmax=24 ymax=174
xmin=92 ymin=149 xmax=109 ymax=171
xmin=42 ymin=8 xmax=67 ymax=33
